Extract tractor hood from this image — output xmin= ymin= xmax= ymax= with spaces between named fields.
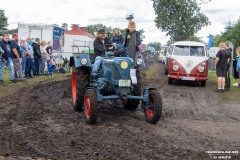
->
xmin=102 ymin=57 xmax=134 ymax=80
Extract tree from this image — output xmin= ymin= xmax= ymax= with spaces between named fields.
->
xmin=61 ymin=23 xmax=68 ymax=31
xmin=152 ymin=0 xmax=211 ymax=41
xmin=86 ymin=24 xmax=108 ymax=36
xmin=0 ymin=9 xmax=8 ymax=35
xmin=217 ymin=21 xmax=240 ymax=57
xmin=213 ymin=34 xmax=221 ymax=47
xmin=147 ymin=42 xmax=161 ymax=51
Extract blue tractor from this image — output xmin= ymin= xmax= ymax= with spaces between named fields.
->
xmin=70 ymin=45 xmax=162 ymax=124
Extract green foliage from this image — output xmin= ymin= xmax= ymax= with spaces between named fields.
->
xmin=61 ymin=23 xmax=68 ymax=30
xmin=0 ymin=9 xmax=8 ymax=36
xmin=147 ymin=42 xmax=161 ymax=51
xmin=152 ymin=0 xmax=210 ymax=41
xmin=216 ymin=21 xmax=240 ymax=56
xmin=187 ymin=35 xmax=201 ymax=42
xmin=213 ymin=34 xmax=221 ymax=47
xmin=86 ymin=24 xmax=109 ymax=36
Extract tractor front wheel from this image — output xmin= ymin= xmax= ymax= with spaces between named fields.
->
xmin=124 ymin=69 xmax=141 ymax=110
xmin=84 ymin=89 xmax=98 ymax=124
xmin=144 ymin=90 xmax=162 ymax=124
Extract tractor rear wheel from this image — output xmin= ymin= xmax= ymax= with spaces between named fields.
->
xmin=72 ymin=67 xmax=89 ymax=112
xmin=84 ymin=89 xmax=98 ymax=124
xmin=124 ymin=69 xmax=141 ymax=110
xmin=144 ymin=90 xmax=162 ymax=124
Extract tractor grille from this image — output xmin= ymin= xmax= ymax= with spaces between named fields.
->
xmin=112 ymin=65 xmax=121 ymax=80
xmin=104 ymin=63 xmax=121 ymax=80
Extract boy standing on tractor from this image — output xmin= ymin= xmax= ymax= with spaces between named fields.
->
xmin=124 ymin=22 xmax=142 ymax=59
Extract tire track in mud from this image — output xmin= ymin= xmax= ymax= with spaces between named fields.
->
xmin=161 ymin=81 xmax=240 ymax=123
xmin=1 ymin=61 xmax=240 ymax=159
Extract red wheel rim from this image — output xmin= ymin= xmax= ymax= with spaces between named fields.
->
xmin=149 ymin=95 xmax=154 ymax=105
xmin=146 ymin=94 xmax=155 ymax=118
xmin=85 ymin=96 xmax=91 ymax=119
xmin=146 ymin=109 xmax=154 ymax=118
xmin=72 ymin=71 xmax=76 ymax=105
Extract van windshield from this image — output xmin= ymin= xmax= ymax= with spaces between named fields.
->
xmin=190 ymin=46 xmax=205 ymax=56
xmin=173 ymin=46 xmax=189 ymax=56
xmin=173 ymin=45 xmax=205 ymax=56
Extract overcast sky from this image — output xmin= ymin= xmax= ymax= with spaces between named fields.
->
xmin=1 ymin=0 xmax=240 ymax=45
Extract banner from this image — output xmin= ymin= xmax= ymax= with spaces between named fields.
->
xmin=208 ymin=34 xmax=214 ymax=47
xmin=53 ymin=26 xmax=64 ymax=52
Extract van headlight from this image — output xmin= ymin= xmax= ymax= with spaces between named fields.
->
xmin=198 ymin=66 xmax=204 ymax=72
xmin=173 ymin=65 xmax=179 ymax=71
xmin=81 ymin=58 xmax=87 ymax=65
xmin=137 ymin=59 xmax=143 ymax=65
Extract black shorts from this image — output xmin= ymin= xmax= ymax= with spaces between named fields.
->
xmin=216 ymin=67 xmax=226 ymax=77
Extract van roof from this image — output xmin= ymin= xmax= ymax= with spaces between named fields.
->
xmin=172 ymin=41 xmax=205 ymax=47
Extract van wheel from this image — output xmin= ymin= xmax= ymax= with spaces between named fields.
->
xmin=165 ymin=69 xmax=168 ymax=75
xmin=200 ymin=81 xmax=206 ymax=87
xmin=168 ymin=78 xmax=173 ymax=84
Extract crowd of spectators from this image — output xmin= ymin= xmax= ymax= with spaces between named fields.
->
xmin=0 ymin=33 xmax=56 ymax=84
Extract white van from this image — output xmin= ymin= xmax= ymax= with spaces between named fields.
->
xmin=167 ymin=41 xmax=209 ymax=86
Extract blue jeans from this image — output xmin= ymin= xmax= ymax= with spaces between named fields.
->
xmin=34 ymin=57 xmax=40 ymax=76
xmin=238 ymin=69 xmax=240 ymax=78
xmin=92 ymin=56 xmax=103 ymax=76
xmin=25 ymin=58 xmax=33 ymax=78
xmin=22 ymin=60 xmax=26 ymax=76
xmin=116 ymin=44 xmax=124 ymax=50
xmin=0 ymin=57 xmax=15 ymax=80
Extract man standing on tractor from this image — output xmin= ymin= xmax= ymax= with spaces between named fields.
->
xmin=91 ymin=28 xmax=115 ymax=77
xmin=224 ymin=41 xmax=232 ymax=91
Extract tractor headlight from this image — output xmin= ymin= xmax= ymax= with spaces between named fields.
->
xmin=137 ymin=59 xmax=143 ymax=65
xmin=198 ymin=66 xmax=204 ymax=72
xmin=81 ymin=58 xmax=87 ymax=65
xmin=173 ymin=65 xmax=179 ymax=71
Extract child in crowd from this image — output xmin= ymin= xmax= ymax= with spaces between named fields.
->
xmin=48 ymin=55 xmax=56 ymax=76
xmin=236 ymin=47 xmax=240 ymax=87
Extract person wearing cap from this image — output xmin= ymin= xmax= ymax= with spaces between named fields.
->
xmin=92 ymin=28 xmax=114 ymax=77
xmin=126 ymin=13 xmax=134 ymax=22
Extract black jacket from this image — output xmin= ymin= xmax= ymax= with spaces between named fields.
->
xmin=124 ymin=29 xmax=141 ymax=51
xmin=93 ymin=37 xmax=113 ymax=59
xmin=32 ymin=42 xmax=41 ymax=58
xmin=0 ymin=39 xmax=12 ymax=60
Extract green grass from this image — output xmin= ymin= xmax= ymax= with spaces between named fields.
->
xmin=208 ymin=70 xmax=240 ymax=102
xmin=0 ymin=68 xmax=71 ymax=98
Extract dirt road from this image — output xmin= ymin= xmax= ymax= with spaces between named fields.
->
xmin=0 ymin=60 xmax=239 ymax=160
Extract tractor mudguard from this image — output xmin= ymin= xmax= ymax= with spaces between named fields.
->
xmin=73 ymin=53 xmax=91 ymax=68
xmin=135 ymin=52 xmax=145 ymax=67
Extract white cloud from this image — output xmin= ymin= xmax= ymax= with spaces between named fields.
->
xmin=1 ymin=0 xmax=240 ymax=45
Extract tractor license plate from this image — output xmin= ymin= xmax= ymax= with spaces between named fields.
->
xmin=119 ymin=80 xmax=131 ymax=87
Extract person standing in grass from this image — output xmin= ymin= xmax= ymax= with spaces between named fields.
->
xmin=232 ymin=47 xmax=239 ymax=87
xmin=215 ymin=43 xmax=230 ymax=92
xmin=236 ymin=47 xmax=240 ymax=88
xmin=0 ymin=34 xmax=17 ymax=83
